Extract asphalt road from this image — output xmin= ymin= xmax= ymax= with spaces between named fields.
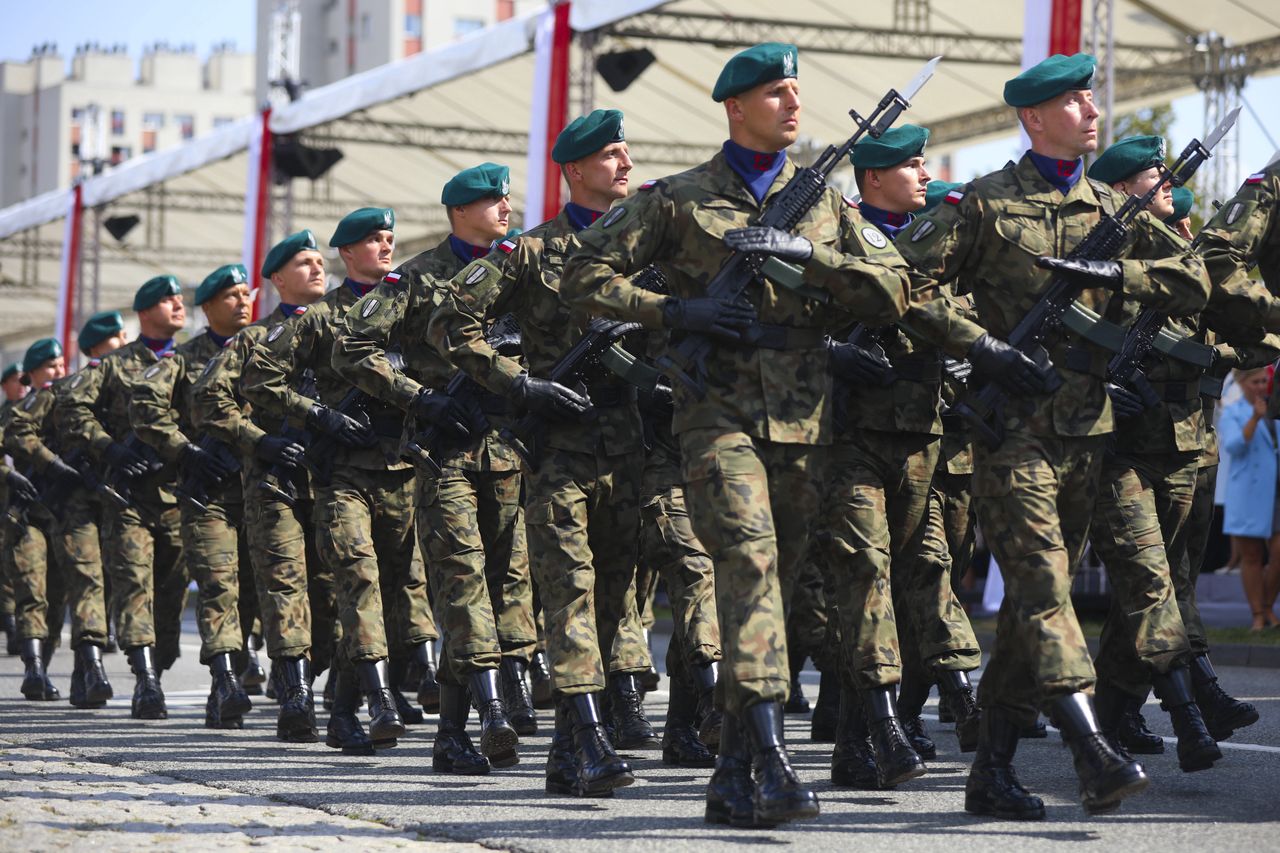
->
xmin=2 ymin=621 xmax=1278 ymax=852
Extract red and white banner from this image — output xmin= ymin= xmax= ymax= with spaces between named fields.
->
xmin=54 ymin=182 xmax=84 ymax=360
xmin=524 ymin=1 xmax=571 ymax=227
xmin=1022 ymin=0 xmax=1083 ymax=71
xmin=242 ymin=107 xmax=273 ymax=320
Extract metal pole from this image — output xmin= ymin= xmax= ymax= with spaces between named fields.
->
xmin=92 ymin=205 xmax=101 ymax=315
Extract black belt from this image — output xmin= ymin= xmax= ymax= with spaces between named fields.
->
xmin=890 ymin=356 xmax=942 ymax=383
xmin=1061 ymin=345 xmax=1107 ymax=378
xmin=740 ymin=324 xmax=826 ymax=351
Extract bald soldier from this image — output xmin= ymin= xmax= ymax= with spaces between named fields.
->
xmin=561 ymin=43 xmax=914 ymax=825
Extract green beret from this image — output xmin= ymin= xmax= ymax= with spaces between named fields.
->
xmin=1166 ymin=186 xmax=1194 ymax=224
xmin=329 ymin=207 xmax=395 ymax=248
xmin=712 ymin=42 xmax=798 ymax=102
xmin=441 ymin=163 xmax=511 ymax=207
xmin=551 ymin=109 xmax=626 ymax=165
xmin=194 ymin=264 xmax=249 ymax=307
xmin=77 ymin=310 xmax=124 ymax=352
xmin=1003 ymin=53 xmax=1095 ymax=108
xmin=2 ymin=364 xmax=20 ymax=383
xmin=23 ymin=337 xmax=62 ymax=373
xmin=132 ymin=274 xmax=182 ymax=312
xmin=922 ymin=180 xmax=964 ymax=213
xmin=261 ymin=229 xmax=319 ymax=278
xmin=850 ymin=124 xmax=930 ymax=170
xmin=1087 ymin=135 xmax=1166 ymax=184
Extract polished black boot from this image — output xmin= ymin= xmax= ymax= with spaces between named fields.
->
xmin=937 ymin=669 xmax=980 ymax=753
xmin=277 ymin=656 xmax=319 ymax=743
xmin=500 ymin=657 xmax=538 ymax=735
xmin=70 ymin=644 xmax=112 ymax=708
xmin=691 ymin=661 xmax=721 ymax=752
xmin=662 ymin=672 xmax=715 ymax=768
xmin=831 ymin=683 xmax=878 ymax=789
xmin=240 ymin=636 xmax=267 ymax=696
xmin=606 ymin=672 xmax=660 ymax=750
xmin=411 ymin=641 xmax=440 ymax=713
xmin=265 ymin=659 xmax=280 ymax=702
xmin=742 ymin=700 xmax=820 ymax=823
xmin=897 ymin=673 xmax=937 ymax=760
xmin=705 ymin=711 xmax=777 ymax=827
xmin=809 ymin=671 xmax=838 ymax=742
xmin=964 ymin=705 xmax=1045 ymax=820
xmin=388 ymin=656 xmax=424 ymax=725
xmin=1053 ymin=692 xmax=1149 ymax=814
xmin=20 ymin=638 xmax=56 ymax=701
xmin=638 ymin=629 xmax=660 ymax=693
xmin=1190 ymin=653 xmax=1259 ymax=742
xmin=1 ymin=614 xmax=16 ymax=656
xmin=545 ymin=700 xmax=583 ymax=795
xmin=529 ymin=650 xmax=554 ymax=709
xmin=1093 ymin=680 xmax=1136 ymax=759
xmin=1116 ymin=693 xmax=1165 ymax=754
xmin=127 ymin=645 xmax=166 ymax=718
xmin=568 ymin=692 xmax=634 ymax=796
xmin=1153 ymin=666 xmax=1221 ymax=772
xmin=784 ymin=645 xmax=810 ymax=715
xmin=865 ymin=686 xmax=926 ymax=788
xmin=470 ymin=669 xmax=519 ymax=767
xmin=433 ymin=683 xmax=490 ymax=775
xmin=322 ymin=672 xmax=336 ymax=710
xmin=210 ymin=652 xmax=253 ymax=720
xmin=357 ymin=659 xmax=405 ymax=747
xmin=324 ymin=668 xmax=374 ymax=756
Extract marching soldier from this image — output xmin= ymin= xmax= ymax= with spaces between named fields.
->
xmin=333 ymin=163 xmax=530 ymax=773
xmin=561 ymin=44 xmax=914 ymax=825
xmin=1 ymin=362 xmax=29 ymax=656
xmin=895 ymin=53 xmax=1210 ymax=818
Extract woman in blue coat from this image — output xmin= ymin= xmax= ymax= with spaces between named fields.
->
xmin=1221 ymin=367 xmax=1280 ymax=631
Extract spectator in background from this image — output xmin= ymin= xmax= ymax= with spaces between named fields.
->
xmin=1221 ymin=367 xmax=1280 ymax=631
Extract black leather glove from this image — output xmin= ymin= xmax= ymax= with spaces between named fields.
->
xmin=46 ymin=456 xmax=82 ymax=491
xmin=661 ymin=297 xmax=757 ymax=339
xmin=255 ymin=435 xmax=305 ymax=468
xmin=103 ymin=440 xmax=149 ymax=479
xmin=1106 ymin=382 xmax=1145 ymax=420
xmin=5 ymin=470 xmax=38 ymax=504
xmin=829 ymin=340 xmax=896 ymax=387
xmin=967 ymin=334 xmax=1055 ymax=395
xmin=411 ymin=388 xmax=473 ymax=439
xmin=307 ymin=404 xmax=377 ymax=449
xmin=723 ymin=226 xmax=813 ymax=262
xmin=511 ymin=374 xmax=591 ymax=421
xmin=1036 ymin=257 xmax=1123 ymax=289
xmin=181 ymin=442 xmax=233 ymax=482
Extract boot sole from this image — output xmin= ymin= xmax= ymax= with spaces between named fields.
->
xmin=70 ymin=699 xmax=107 ymax=709
xmin=325 ymin=735 xmax=376 ymax=756
xmin=661 ymin=746 xmax=716 ymax=768
xmin=879 ymin=760 xmax=927 ymax=789
xmin=578 ymin=769 xmax=634 ymax=797
xmin=1208 ymin=708 xmax=1260 ymax=742
xmin=132 ymin=709 xmax=168 ymax=720
xmin=1178 ymin=743 xmax=1222 ymax=772
xmin=1085 ymin=770 xmax=1149 ymax=813
xmin=84 ymin=686 xmax=114 ymax=704
xmin=546 ymin=779 xmax=613 ymax=798
xmin=278 ymin=728 xmax=320 ymax=743
xmin=481 ymin=726 xmax=520 ymax=765
xmin=1119 ymin=739 xmax=1165 ymax=755
xmin=912 ymin=741 xmax=939 ymax=760
xmin=613 ymin=736 xmax=661 ymax=751
xmin=831 ymin=771 xmax=880 ymax=790
xmin=705 ymin=804 xmax=779 ymax=828
xmin=206 ymin=716 xmax=244 ymax=730
xmin=964 ymin=799 xmax=1046 ymax=821
xmin=433 ymin=757 xmax=491 ymax=775
xmin=755 ymin=801 xmax=820 ymax=824
xmin=220 ymin=695 xmax=253 ymax=718
xmin=369 ymin=722 xmax=407 ymax=742
xmin=372 ymin=737 xmax=398 ymax=750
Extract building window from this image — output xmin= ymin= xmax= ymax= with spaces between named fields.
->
xmin=110 ymin=145 xmax=132 ymax=165
xmin=177 ymin=114 xmax=195 ymax=139
xmin=454 ymin=17 xmax=484 ymax=38
xmin=496 ymin=0 xmax=514 ymax=21
xmin=143 ymin=112 xmax=165 ymax=130
xmin=111 ymin=109 xmax=125 ymax=135
xmin=405 ymin=13 xmax=422 ymax=38
xmin=71 ymin=107 xmax=84 ymax=124
xmin=213 ymin=116 xmax=235 ymax=129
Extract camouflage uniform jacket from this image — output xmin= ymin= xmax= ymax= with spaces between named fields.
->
xmin=4 ymin=380 xmax=64 ymax=474
xmin=190 ymin=310 xmax=292 ymax=456
xmin=898 ymin=152 xmax=1210 ymax=438
xmin=130 ymin=331 xmax=225 ymax=463
xmin=559 ymin=150 xmax=912 ymax=446
xmin=1196 ymin=163 xmax=1280 ymax=339
xmin=335 ymin=238 xmax=520 ymax=471
xmin=427 ymin=208 xmax=642 ymax=458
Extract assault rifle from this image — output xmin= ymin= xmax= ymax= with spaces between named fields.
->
xmin=259 ymin=368 xmax=317 ymax=507
xmin=655 ymin=56 xmax=941 ymax=395
xmin=175 ymin=434 xmax=242 ymax=514
xmin=952 ymin=107 xmax=1240 ymax=448
xmin=104 ymin=433 xmax=166 ymax=506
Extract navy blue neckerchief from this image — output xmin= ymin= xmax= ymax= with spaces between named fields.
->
xmin=722 ymin=139 xmax=786 ymax=204
xmin=448 ymin=234 xmax=492 ymax=265
xmin=858 ymin=201 xmax=913 ymax=240
xmin=1027 ymin=150 xmax=1083 ymax=194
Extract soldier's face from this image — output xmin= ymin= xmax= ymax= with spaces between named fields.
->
xmin=89 ymin=331 xmax=128 ymax=358
xmin=340 ymin=230 xmax=395 ymax=282
xmin=574 ymin=143 xmax=633 ymax=202
xmin=272 ymin=250 xmax=327 ymax=304
xmin=202 ymin=283 xmax=254 ymax=334
xmin=868 ymin=156 xmax=932 ymax=213
xmin=729 ymin=78 xmax=801 ymax=152
xmin=1115 ymin=166 xmax=1174 ymax=219
xmin=29 ymin=356 xmax=66 ymax=386
xmin=1 ymin=375 xmax=24 ymax=401
xmin=141 ymin=294 xmax=186 ymax=337
xmin=454 ymin=195 xmax=512 ymax=243
xmin=1026 ymin=89 xmax=1099 ymax=158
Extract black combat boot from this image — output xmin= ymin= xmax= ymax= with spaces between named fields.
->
xmin=1116 ymin=693 xmax=1165 ymax=754
xmin=1152 ymin=666 xmax=1221 ymax=772
xmin=546 ymin=700 xmax=583 ymax=795
xmin=276 ymin=656 xmax=319 ymax=743
xmin=20 ymin=638 xmax=56 ymax=701
xmin=691 ymin=661 xmax=721 ymax=752
xmin=741 ymin=700 xmax=820 ymax=823
xmin=500 ymin=656 xmax=538 ymax=735
xmin=705 ymin=711 xmax=778 ymax=828
xmin=1093 ymin=680 xmax=1136 ymax=759
xmin=357 ymin=659 xmax=405 ymax=747
xmin=865 ymin=686 xmax=927 ymax=788
xmin=40 ymin=638 xmax=59 ymax=698
xmin=387 ymin=656 xmax=424 ymax=725
xmin=433 ymin=683 xmax=490 ymax=775
xmin=126 ymin=645 xmax=165 ymax=718
xmin=265 ymin=659 xmax=280 ymax=702
xmin=470 ymin=668 xmax=519 ymax=766
xmin=606 ymin=672 xmax=660 ymax=750
xmin=936 ymin=669 xmax=980 ymax=753
xmin=1190 ymin=653 xmax=1259 ymax=741
xmin=784 ymin=645 xmax=810 ymax=715
xmin=1052 ymin=692 xmax=1149 ymax=814
xmin=529 ymin=649 xmax=554 ymax=709
xmin=1 ymin=614 xmax=16 ymax=656
xmin=567 ymin=692 xmax=634 ymax=796
xmin=638 ymin=629 xmax=660 ymax=693
xmin=1021 ymin=716 xmax=1047 ymax=738
xmin=963 ymin=705 xmax=1045 ymax=820
xmin=662 ymin=671 xmax=715 ymax=768
xmin=240 ymin=636 xmax=267 ymax=696
xmin=831 ymin=683 xmax=879 ymax=789
xmin=324 ymin=668 xmax=375 ymax=756
xmin=322 ymin=673 xmax=336 ymax=710
xmin=809 ymin=671 xmax=838 ymax=742
xmin=410 ymin=641 xmax=440 ymax=713
xmin=897 ymin=673 xmax=937 ymax=760
xmin=210 ymin=652 xmax=253 ymax=720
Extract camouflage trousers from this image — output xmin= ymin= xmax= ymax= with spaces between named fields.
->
xmin=1178 ymin=461 xmax=1215 ymax=655
xmin=103 ymin=498 xmax=186 ymax=667
xmin=244 ymin=466 xmax=336 ymax=670
xmin=786 ymin=555 xmax=829 ymax=671
xmin=524 ymin=442 xmax=643 ymax=695
xmin=315 ymin=465 xmax=426 ymax=663
xmin=417 ymin=465 xmax=531 ymax=686
xmin=9 ymin=512 xmax=67 ymax=645
xmin=182 ymin=489 xmax=258 ymax=664
xmin=936 ymin=471 xmax=977 ymax=586
xmin=974 ymin=430 xmax=1104 ymax=726
xmin=54 ymin=491 xmax=109 ymax=649
xmin=0 ymin=524 xmax=14 ymax=618
xmin=681 ymin=428 xmax=822 ymax=715
xmin=1090 ymin=449 xmax=1198 ymax=697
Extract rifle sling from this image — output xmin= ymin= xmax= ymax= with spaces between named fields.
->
xmin=761 ymin=257 xmax=830 ymax=305
xmin=1199 ymin=375 xmax=1225 ymax=399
